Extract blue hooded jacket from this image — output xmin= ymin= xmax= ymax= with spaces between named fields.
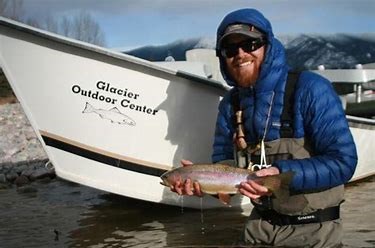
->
xmin=212 ymin=8 xmax=357 ymax=191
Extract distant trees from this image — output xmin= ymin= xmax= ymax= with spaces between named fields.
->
xmin=0 ymin=0 xmax=25 ymax=22
xmin=0 ymin=0 xmax=106 ymax=46
xmin=60 ymin=12 xmax=106 ymax=46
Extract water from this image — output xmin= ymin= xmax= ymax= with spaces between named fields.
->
xmin=0 ymin=176 xmax=374 ymax=248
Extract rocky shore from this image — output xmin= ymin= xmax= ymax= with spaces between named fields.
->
xmin=0 ymin=103 xmax=55 ymax=188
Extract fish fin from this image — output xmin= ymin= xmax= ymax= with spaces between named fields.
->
xmin=218 ymin=193 xmax=231 ymax=206
xmin=272 ymin=187 xmax=290 ymax=203
xmin=263 ymin=171 xmax=308 ymax=211
xmin=263 ymin=171 xmax=294 ymax=202
xmin=109 ymin=107 xmax=121 ymax=113
xmin=82 ymin=102 xmax=95 ymax=113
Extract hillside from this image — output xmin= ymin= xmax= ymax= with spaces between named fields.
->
xmin=125 ymin=33 xmax=375 ymax=71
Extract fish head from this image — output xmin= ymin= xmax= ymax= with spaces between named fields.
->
xmin=159 ymin=169 xmax=182 ymax=187
xmin=123 ymin=119 xmax=136 ymax=126
xmin=160 ymin=171 xmax=170 ymax=187
xmin=127 ymin=120 xmax=136 ymax=126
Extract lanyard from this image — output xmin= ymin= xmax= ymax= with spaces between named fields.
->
xmin=234 ymin=92 xmax=275 ymax=171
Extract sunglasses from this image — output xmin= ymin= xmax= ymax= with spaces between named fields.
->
xmin=220 ymin=38 xmax=266 ymax=58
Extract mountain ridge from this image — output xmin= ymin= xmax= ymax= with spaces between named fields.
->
xmin=124 ymin=33 xmax=375 ymax=71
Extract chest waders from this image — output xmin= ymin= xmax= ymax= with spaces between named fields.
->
xmin=233 ymin=73 xmax=344 ymax=247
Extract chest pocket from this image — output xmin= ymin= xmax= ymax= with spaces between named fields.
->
xmin=251 ymin=137 xmax=314 ymax=165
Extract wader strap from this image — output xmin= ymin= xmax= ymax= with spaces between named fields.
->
xmin=231 ymin=88 xmax=240 ymax=125
xmin=231 ymin=88 xmax=250 ymax=168
xmin=257 ymin=205 xmax=340 ymax=226
xmin=280 ymin=72 xmax=300 ymax=138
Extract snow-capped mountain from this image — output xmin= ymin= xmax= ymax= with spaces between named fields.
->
xmin=283 ymin=33 xmax=375 ymax=70
xmin=124 ymin=33 xmax=375 ymax=71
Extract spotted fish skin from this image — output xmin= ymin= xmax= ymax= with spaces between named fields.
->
xmin=160 ymin=164 xmax=294 ymax=196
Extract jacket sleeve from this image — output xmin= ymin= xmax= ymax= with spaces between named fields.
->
xmin=274 ymin=72 xmax=358 ymax=191
xmin=211 ymin=92 xmax=235 ymax=163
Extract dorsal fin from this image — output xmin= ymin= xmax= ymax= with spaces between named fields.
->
xmin=109 ymin=107 xmax=121 ymax=113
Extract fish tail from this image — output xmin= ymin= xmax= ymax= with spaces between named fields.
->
xmin=82 ymin=102 xmax=95 ymax=113
xmin=263 ymin=171 xmax=294 ymax=201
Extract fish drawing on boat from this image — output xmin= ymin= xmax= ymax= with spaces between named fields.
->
xmin=82 ymin=102 xmax=136 ymax=126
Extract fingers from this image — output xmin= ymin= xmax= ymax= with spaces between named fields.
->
xmin=239 ymin=180 xmax=270 ymax=200
xmin=184 ymin=178 xmax=194 ymax=195
xmin=170 ymin=178 xmax=203 ymax=197
xmin=173 ymin=179 xmax=183 ymax=195
xmin=193 ymin=181 xmax=203 ymax=197
xmin=255 ymin=167 xmax=280 ymax=177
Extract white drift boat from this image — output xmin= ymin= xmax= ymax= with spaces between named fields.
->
xmin=0 ymin=17 xmax=247 ymax=209
xmin=0 ymin=17 xmax=374 ymax=209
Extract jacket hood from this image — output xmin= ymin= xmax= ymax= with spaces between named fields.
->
xmin=216 ymin=8 xmax=288 ymax=90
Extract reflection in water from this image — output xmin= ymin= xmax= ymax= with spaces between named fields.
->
xmin=0 ymin=176 xmax=374 ymax=247
xmin=69 ymin=193 xmax=247 ymax=247
xmin=0 ymin=179 xmax=105 ymax=248
xmin=342 ymin=177 xmax=375 ymax=248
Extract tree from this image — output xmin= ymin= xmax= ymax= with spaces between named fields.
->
xmin=61 ymin=11 xmax=106 ymax=47
xmin=0 ymin=0 xmax=106 ymax=47
xmin=43 ymin=14 xmax=59 ymax=34
xmin=0 ymin=0 xmax=25 ymax=22
xmin=0 ymin=0 xmax=8 ymax=15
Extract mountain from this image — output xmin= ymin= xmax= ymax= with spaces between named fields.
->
xmin=125 ymin=38 xmax=202 ymax=62
xmin=124 ymin=33 xmax=375 ymax=71
xmin=282 ymin=33 xmax=375 ymax=70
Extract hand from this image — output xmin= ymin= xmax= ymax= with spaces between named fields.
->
xmin=239 ymin=167 xmax=280 ymax=200
xmin=170 ymin=159 xmax=203 ymax=197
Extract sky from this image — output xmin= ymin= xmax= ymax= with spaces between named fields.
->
xmin=22 ymin=0 xmax=375 ymax=50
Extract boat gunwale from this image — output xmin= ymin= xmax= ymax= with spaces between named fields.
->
xmin=346 ymin=115 xmax=375 ymax=125
xmin=0 ymin=17 xmax=228 ymax=92
xmin=312 ymin=69 xmax=375 ymax=84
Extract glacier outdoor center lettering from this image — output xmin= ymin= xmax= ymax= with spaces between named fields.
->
xmin=71 ymin=81 xmax=159 ymax=115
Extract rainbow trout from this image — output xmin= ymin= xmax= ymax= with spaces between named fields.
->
xmin=160 ymin=164 xmax=294 ymax=204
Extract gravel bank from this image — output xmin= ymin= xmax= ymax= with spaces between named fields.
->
xmin=0 ymin=103 xmax=54 ymax=188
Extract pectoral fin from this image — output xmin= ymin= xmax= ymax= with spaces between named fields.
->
xmin=218 ymin=193 xmax=231 ymax=206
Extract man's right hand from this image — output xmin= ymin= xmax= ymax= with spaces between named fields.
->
xmin=170 ymin=159 xmax=203 ymax=197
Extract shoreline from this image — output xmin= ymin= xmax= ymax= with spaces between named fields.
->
xmin=0 ymin=103 xmax=55 ymax=188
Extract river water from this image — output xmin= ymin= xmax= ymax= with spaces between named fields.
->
xmin=0 ymin=176 xmax=374 ymax=248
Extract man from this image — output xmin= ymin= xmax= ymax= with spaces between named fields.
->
xmin=172 ymin=8 xmax=357 ymax=247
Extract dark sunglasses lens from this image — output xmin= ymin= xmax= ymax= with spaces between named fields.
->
xmin=221 ymin=39 xmax=265 ymax=58
xmin=242 ymin=42 xmax=259 ymax=53
xmin=221 ymin=46 xmax=238 ymax=58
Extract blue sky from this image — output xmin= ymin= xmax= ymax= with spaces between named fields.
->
xmin=23 ymin=0 xmax=375 ymax=49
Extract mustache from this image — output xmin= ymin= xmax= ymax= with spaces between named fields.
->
xmin=232 ymin=59 xmax=254 ymax=66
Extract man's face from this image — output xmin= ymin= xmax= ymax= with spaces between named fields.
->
xmin=222 ymin=34 xmax=266 ymax=87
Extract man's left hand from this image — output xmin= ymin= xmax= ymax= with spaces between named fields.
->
xmin=239 ymin=167 xmax=280 ymax=200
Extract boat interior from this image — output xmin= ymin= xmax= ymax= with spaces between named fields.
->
xmin=158 ymin=49 xmax=375 ymax=120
